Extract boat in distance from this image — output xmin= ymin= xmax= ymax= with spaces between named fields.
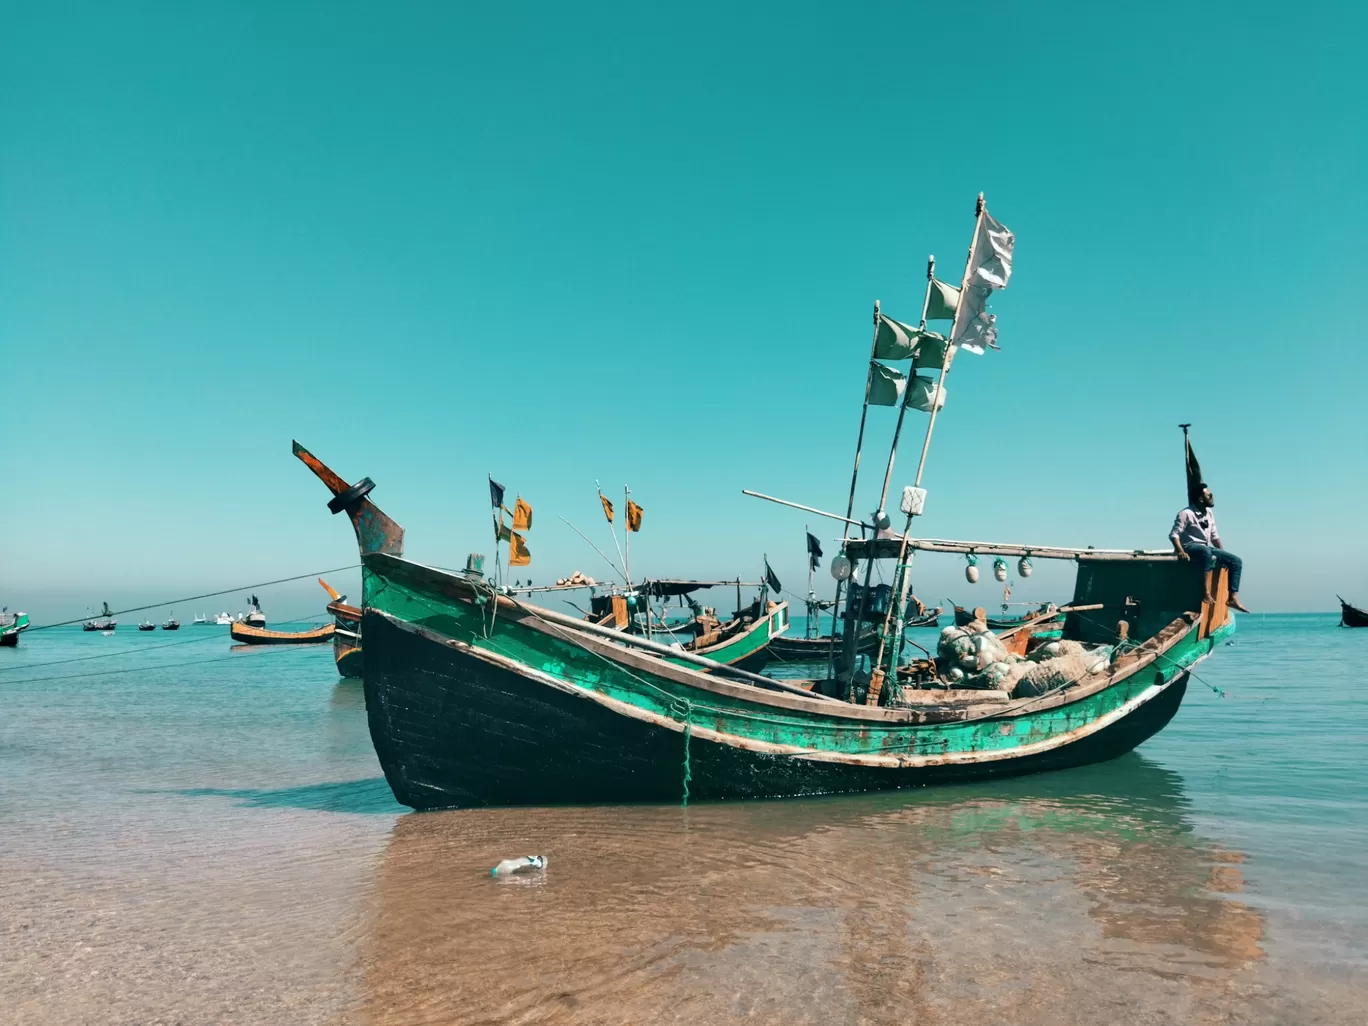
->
xmin=320 ymin=578 xmax=363 ymax=676
xmin=1340 ymin=596 xmax=1368 ymax=628
xmin=0 ymin=610 xmax=29 ymax=647
xmin=294 ymin=440 xmax=1236 ymax=811
xmin=229 ymin=621 xmax=335 ymax=645
xmin=83 ymin=603 xmax=117 ymax=632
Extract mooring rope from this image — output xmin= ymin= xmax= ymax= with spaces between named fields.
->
xmin=23 ymin=565 xmax=362 ymax=632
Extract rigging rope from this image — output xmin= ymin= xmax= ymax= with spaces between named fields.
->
xmin=24 ymin=565 xmax=361 ymax=632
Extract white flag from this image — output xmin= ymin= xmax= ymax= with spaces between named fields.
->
xmin=950 ymin=283 xmax=999 ymax=355
xmin=972 ymin=209 xmax=1014 ymax=289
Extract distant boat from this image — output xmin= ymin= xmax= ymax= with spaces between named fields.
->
xmin=1339 ymin=596 xmax=1368 ymax=628
xmin=192 ymin=614 xmax=210 ymax=626
xmin=955 ymin=602 xmax=1065 ymax=633
xmin=320 ymin=579 xmax=362 ymax=677
xmin=0 ymin=609 xmax=30 ymax=647
xmin=213 ymin=612 xmax=235 ymax=626
xmin=138 ymin=620 xmax=157 ymax=632
xmin=244 ymin=595 xmax=266 ymax=628
xmin=83 ymin=602 xmax=117 ymax=632
xmin=162 ymin=615 xmax=180 ymax=630
xmin=230 ymin=621 xmax=334 ymax=646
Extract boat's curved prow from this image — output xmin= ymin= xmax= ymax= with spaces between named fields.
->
xmin=292 ymin=440 xmax=405 ymax=556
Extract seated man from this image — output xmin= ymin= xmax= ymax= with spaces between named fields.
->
xmin=1170 ymin=484 xmax=1248 ymax=612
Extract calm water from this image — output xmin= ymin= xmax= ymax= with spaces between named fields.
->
xmin=2 ymin=615 xmax=1365 ymax=1025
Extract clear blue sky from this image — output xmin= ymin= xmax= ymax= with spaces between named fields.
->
xmin=2 ymin=0 xmax=1365 ymax=622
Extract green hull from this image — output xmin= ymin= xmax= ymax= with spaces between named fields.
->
xmin=358 ymin=554 xmax=1231 ymax=809
xmin=0 ymin=611 xmax=29 ymax=647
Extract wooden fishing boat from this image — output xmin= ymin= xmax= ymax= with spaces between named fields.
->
xmin=162 ymin=617 xmax=180 ymax=630
xmin=0 ymin=610 xmax=29 ymax=647
xmin=138 ymin=620 xmax=157 ymax=631
xmin=293 ymin=441 xmax=1235 ymax=811
xmin=83 ymin=602 xmax=116 ymax=631
xmin=320 ymin=579 xmax=363 ymax=676
xmin=955 ymin=603 xmax=1065 ymax=633
xmin=596 ymin=581 xmax=789 ymax=674
xmin=230 ymin=621 xmax=335 ymax=645
xmin=1339 ymin=596 xmax=1368 ymax=628
xmin=769 ymin=628 xmax=879 ymax=661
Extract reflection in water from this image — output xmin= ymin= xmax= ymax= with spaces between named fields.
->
xmin=356 ymin=756 xmax=1268 ymax=1026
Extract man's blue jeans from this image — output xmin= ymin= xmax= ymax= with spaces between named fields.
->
xmin=1182 ymin=543 xmax=1242 ymax=592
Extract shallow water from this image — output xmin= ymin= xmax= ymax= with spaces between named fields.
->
xmin=2 ymin=615 xmax=1365 ymax=1024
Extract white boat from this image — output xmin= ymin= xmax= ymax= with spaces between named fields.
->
xmin=192 ymin=614 xmax=210 ymax=626
xmin=214 ymin=612 xmax=234 ymax=626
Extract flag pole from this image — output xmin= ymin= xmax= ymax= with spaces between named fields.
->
xmin=874 ymin=255 xmax=937 ymax=516
xmin=912 ymin=193 xmax=984 ymax=489
xmin=828 ymin=300 xmax=884 ymax=680
xmin=868 ymin=195 xmax=986 ymax=705
xmin=806 ymin=525 xmax=817 ymax=640
xmin=597 ymin=480 xmax=628 ymax=592
xmin=624 ymin=484 xmax=632 ymax=589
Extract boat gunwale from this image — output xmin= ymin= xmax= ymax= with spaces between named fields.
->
xmin=364 ymin=553 xmax=1214 ymax=726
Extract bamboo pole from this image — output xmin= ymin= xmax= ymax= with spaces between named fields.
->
xmin=624 ymin=484 xmax=632 ymax=589
xmin=829 ymin=300 xmax=886 ymax=681
xmin=596 ymin=480 xmax=628 ymax=587
xmin=869 ymin=198 xmax=985 ymax=704
xmin=875 ymin=256 xmax=937 ymax=515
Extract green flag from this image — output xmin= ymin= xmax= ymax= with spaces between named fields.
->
xmin=926 ymin=278 xmax=960 ymax=321
xmin=867 ymin=361 xmax=906 ymax=406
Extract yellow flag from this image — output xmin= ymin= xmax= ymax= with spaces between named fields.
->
xmin=626 ymin=499 xmax=643 ymax=533
xmin=513 ymin=496 xmax=533 ymax=531
xmin=599 ymin=493 xmax=614 ymax=523
xmin=509 ymin=531 xmax=531 ymax=566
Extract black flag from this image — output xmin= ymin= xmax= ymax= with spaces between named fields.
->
xmin=1180 ymin=425 xmax=1204 ymax=507
xmin=764 ymin=557 xmax=782 ymax=596
xmin=805 ymin=532 xmax=823 ymax=572
xmin=489 ymin=477 xmax=506 ymax=510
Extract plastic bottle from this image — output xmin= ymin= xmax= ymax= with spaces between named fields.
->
xmin=491 ymin=855 xmax=548 ymax=877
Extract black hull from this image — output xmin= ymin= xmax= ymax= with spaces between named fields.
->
xmin=361 ymin=611 xmax=1190 ymax=811
xmin=1340 ymin=599 xmax=1368 ymax=628
xmin=0 ymin=632 xmax=16 ymax=647
xmin=162 ymin=624 xmax=180 ymax=631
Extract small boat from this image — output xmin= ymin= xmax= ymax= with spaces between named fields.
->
xmin=243 ymin=596 xmax=266 ymax=628
xmin=955 ymin=602 xmax=1065 ymax=633
xmin=0 ymin=609 xmax=30 ymax=647
xmin=162 ymin=616 xmax=180 ymax=630
xmin=320 ymin=579 xmax=362 ymax=677
xmin=192 ymin=614 xmax=210 ymax=626
xmin=138 ymin=620 xmax=157 ymax=631
xmin=230 ymin=621 xmax=335 ymax=645
xmin=213 ymin=612 xmax=235 ymax=626
xmin=599 ymin=580 xmax=788 ymax=674
xmin=1339 ymin=596 xmax=1368 ymax=628
xmin=83 ymin=602 xmax=117 ymax=632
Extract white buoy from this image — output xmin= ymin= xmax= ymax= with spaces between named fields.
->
xmin=1018 ymin=556 xmax=1033 ymax=578
xmin=993 ymin=558 xmax=1009 ymax=582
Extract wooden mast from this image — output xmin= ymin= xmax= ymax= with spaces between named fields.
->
xmin=868 ymin=194 xmax=986 ymax=705
xmin=828 ymin=301 xmax=886 ymax=681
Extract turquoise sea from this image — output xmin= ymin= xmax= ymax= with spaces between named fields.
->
xmin=2 ymin=614 xmax=1365 ymax=1025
